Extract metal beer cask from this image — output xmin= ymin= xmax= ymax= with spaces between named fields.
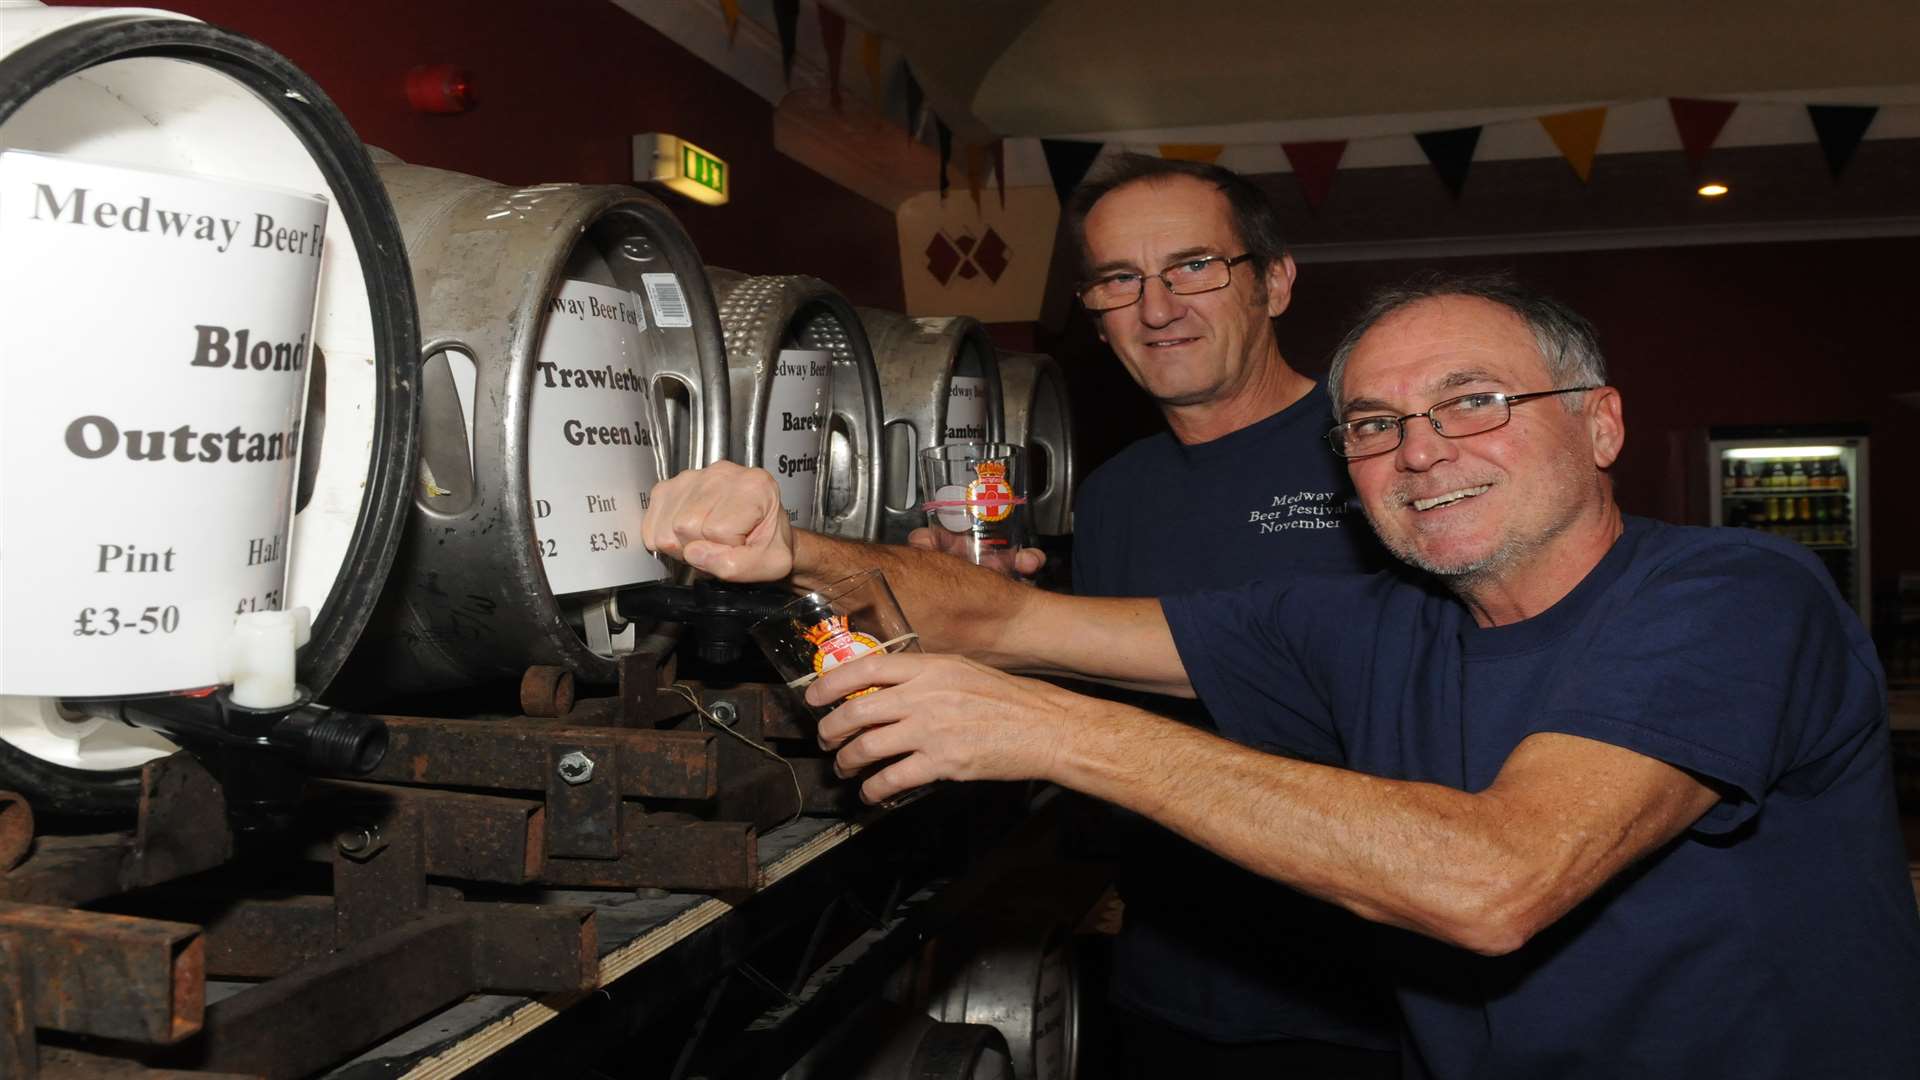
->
xmin=995 ymin=352 xmax=1076 ymax=537
xmin=0 ymin=3 xmax=419 ymax=811
xmin=706 ymin=269 xmax=884 ymax=541
xmin=856 ymin=309 xmax=1006 ymax=543
xmin=336 ymin=162 xmax=729 ymax=696
xmin=912 ymin=912 xmax=1082 ymax=1080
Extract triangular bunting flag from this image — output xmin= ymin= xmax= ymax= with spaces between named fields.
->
xmin=903 ymin=66 xmax=924 ymax=139
xmin=965 ymin=143 xmax=988 ymax=209
xmin=859 ymin=31 xmax=885 ymax=104
xmin=1159 ymin=144 xmax=1223 ymax=164
xmin=817 ymin=5 xmax=847 ymax=110
xmin=1281 ymin=140 xmax=1346 ymax=211
xmin=1667 ymin=98 xmax=1738 ymax=172
xmin=1415 ymin=126 xmax=1481 ymax=199
xmin=1538 ymin=107 xmax=1607 ymax=183
xmin=771 ymin=0 xmax=799 ymax=84
xmin=936 ymin=118 xmax=954 ymax=200
xmin=991 ymin=139 xmax=1006 ymax=210
xmin=720 ymin=0 xmax=741 ymax=43
xmin=1040 ymin=138 xmax=1103 ymax=205
xmin=1808 ymin=104 xmax=1878 ymax=178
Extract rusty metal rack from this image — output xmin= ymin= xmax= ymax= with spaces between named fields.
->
xmin=1 ymin=657 xmax=1041 ymax=1079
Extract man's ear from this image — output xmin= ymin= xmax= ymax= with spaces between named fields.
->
xmin=1264 ymin=253 xmax=1299 ymax=318
xmin=1588 ymin=387 xmax=1625 ymax=468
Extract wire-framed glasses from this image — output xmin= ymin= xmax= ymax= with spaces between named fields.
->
xmin=1325 ymin=387 xmax=1600 ymax=459
xmin=1077 ymin=253 xmax=1254 ymax=312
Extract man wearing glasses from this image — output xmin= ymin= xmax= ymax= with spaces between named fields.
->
xmin=642 ymin=272 xmax=1920 ymax=1078
xmin=1057 ymin=155 xmax=1396 ymax=1077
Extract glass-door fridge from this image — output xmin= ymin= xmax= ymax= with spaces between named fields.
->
xmin=1708 ymin=425 xmax=1869 ymax=623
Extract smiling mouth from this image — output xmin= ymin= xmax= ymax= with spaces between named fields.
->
xmin=1412 ymin=484 xmax=1492 ymax=511
xmin=1143 ymin=337 xmax=1199 ymax=348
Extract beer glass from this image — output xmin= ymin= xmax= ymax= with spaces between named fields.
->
xmin=917 ymin=443 xmax=1030 ymax=579
xmin=749 ymin=569 xmax=920 ymax=719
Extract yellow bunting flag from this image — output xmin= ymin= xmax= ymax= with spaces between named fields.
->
xmin=1159 ymin=144 xmax=1224 ymax=164
xmin=720 ymin=0 xmax=741 ymax=43
xmin=1538 ymin=107 xmax=1608 ymax=183
xmin=860 ymin=31 xmax=885 ymax=105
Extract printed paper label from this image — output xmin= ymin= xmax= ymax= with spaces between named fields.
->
xmin=528 ymin=279 xmax=670 ymax=596
xmin=640 ymin=272 xmax=692 ymax=328
xmin=0 ymin=151 xmax=327 ymax=695
xmin=945 ymin=375 xmax=988 ymax=442
xmin=762 ymin=349 xmax=833 ymax=530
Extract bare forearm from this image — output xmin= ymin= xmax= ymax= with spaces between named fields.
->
xmin=788 ymin=532 xmax=1193 ymax=694
xmin=1050 ymin=704 xmax=1697 ymax=953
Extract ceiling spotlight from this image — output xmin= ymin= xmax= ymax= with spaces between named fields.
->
xmin=1697 ymin=182 xmax=1730 ymax=198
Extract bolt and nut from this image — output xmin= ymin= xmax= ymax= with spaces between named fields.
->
xmin=336 ymin=824 xmax=383 ymax=858
xmin=557 ymin=750 xmax=595 ymax=785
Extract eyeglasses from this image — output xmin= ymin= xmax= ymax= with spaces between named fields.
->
xmin=1078 ymin=253 xmax=1255 ymax=312
xmin=1325 ymin=387 xmax=1600 ymax=459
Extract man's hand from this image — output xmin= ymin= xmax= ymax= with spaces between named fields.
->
xmin=808 ymin=651 xmax=1082 ymax=804
xmin=640 ymin=461 xmax=794 ymax=581
xmin=904 ymin=526 xmax=1049 ymax=579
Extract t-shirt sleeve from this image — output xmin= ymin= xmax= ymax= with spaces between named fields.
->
xmin=1160 ymin=581 xmax=1344 ymax=761
xmin=1534 ymin=539 xmax=1883 ymax=834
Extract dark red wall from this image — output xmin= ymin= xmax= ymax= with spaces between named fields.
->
xmin=66 ymin=0 xmax=905 ymax=307
xmin=1051 ymin=236 xmax=1920 ymax=620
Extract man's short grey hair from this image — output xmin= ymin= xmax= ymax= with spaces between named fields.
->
xmin=1325 ymin=272 xmax=1608 ymax=416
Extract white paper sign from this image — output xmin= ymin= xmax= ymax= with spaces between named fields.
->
xmin=945 ymin=375 xmax=989 ymax=442
xmin=640 ymin=272 xmax=693 ymax=328
xmin=0 ymin=151 xmax=327 ymax=696
xmin=528 ymin=279 xmax=670 ymax=596
xmin=762 ymin=350 xmax=833 ymax=530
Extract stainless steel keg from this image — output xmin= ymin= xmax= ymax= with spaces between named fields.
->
xmin=995 ymin=352 xmax=1076 ymax=537
xmin=901 ymin=911 xmax=1082 ymax=1080
xmin=0 ymin=4 xmax=419 ymax=811
xmin=706 ymin=269 xmax=884 ymax=541
xmin=338 ymin=162 xmax=729 ymax=695
xmin=856 ymin=309 xmax=1006 ymax=543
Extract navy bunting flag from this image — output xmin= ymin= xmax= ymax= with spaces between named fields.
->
xmin=936 ymin=117 xmax=953 ymax=199
xmin=1415 ymin=126 xmax=1481 ymax=200
xmin=1807 ymin=104 xmax=1878 ymax=178
xmin=771 ymin=0 xmax=799 ymax=84
xmin=1039 ymin=138 xmax=1103 ymax=205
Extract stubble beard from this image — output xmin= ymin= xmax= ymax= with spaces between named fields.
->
xmin=1362 ymin=445 xmax=1593 ymax=595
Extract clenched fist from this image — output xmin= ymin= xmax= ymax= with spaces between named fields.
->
xmin=640 ymin=461 xmax=795 ymax=582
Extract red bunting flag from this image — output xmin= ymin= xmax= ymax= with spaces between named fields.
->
xmin=1281 ymin=140 xmax=1346 ymax=211
xmin=817 ymin=5 xmax=847 ymax=110
xmin=1667 ymin=98 xmax=1738 ymax=172
xmin=859 ymin=31 xmax=885 ymax=104
xmin=1159 ymin=144 xmax=1223 ymax=164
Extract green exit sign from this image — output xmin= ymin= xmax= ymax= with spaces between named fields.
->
xmin=634 ymin=133 xmax=730 ymax=206
xmin=681 ymin=145 xmax=725 ymax=198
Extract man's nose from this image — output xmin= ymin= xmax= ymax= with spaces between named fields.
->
xmin=1135 ymin=276 xmax=1183 ymax=326
xmin=1395 ymin=415 xmax=1456 ymax=472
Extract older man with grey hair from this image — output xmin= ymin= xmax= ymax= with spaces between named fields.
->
xmin=642 ymin=273 xmax=1920 ymax=1079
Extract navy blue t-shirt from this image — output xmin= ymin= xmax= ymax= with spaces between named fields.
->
xmin=1073 ymin=383 xmax=1397 ymax=1047
xmin=1163 ymin=517 xmax=1920 ymax=1079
